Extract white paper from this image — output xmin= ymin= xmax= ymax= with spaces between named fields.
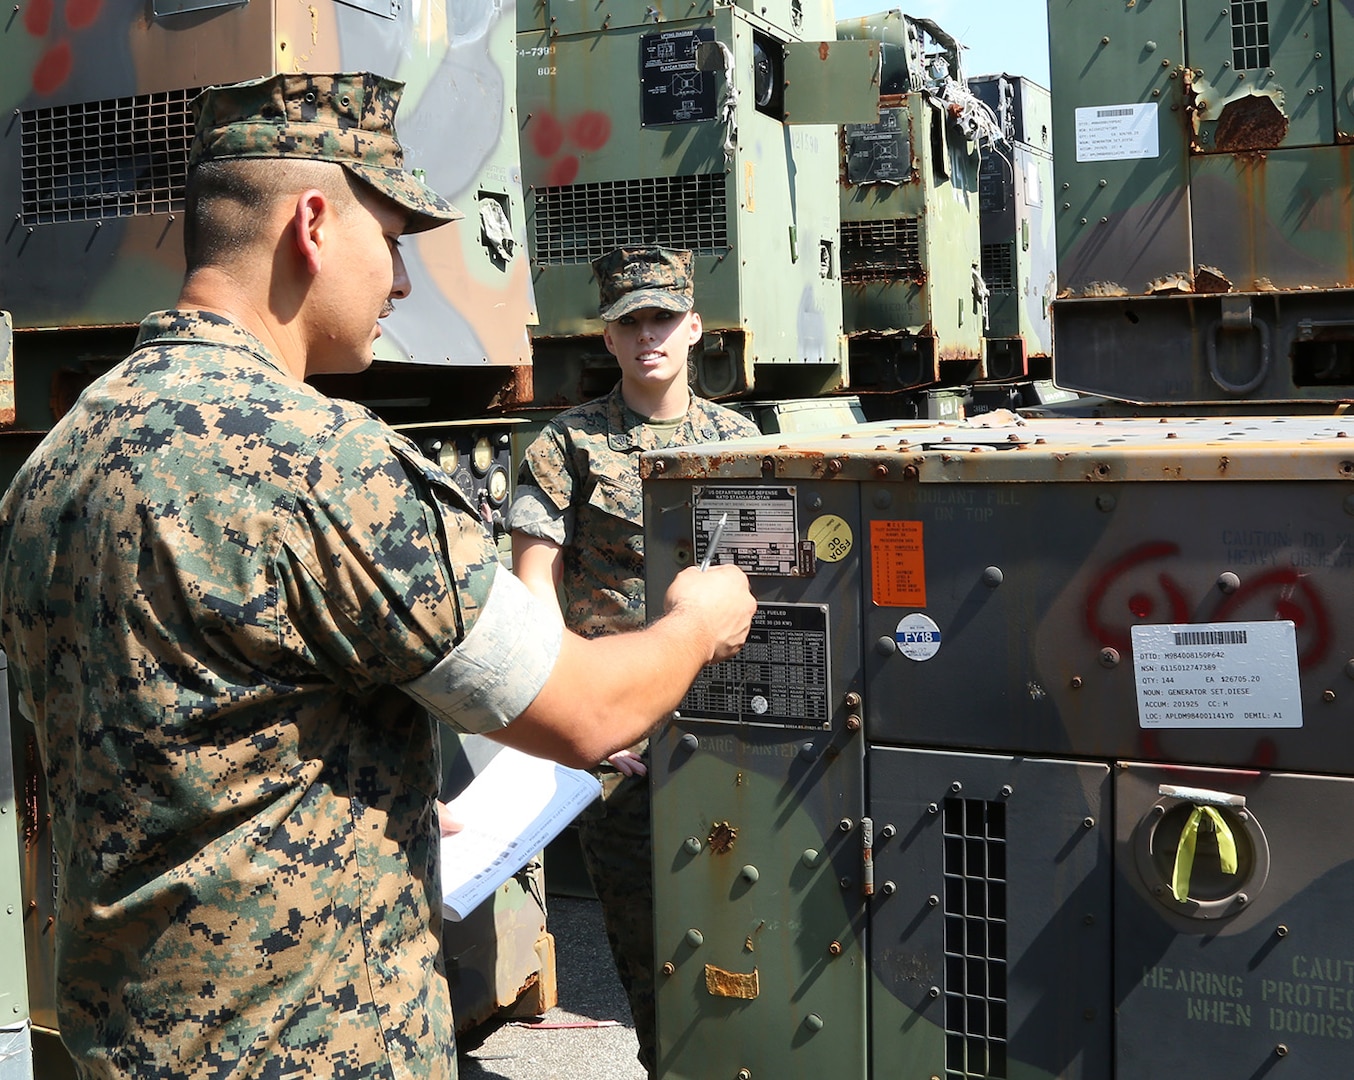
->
xmin=439 ymin=746 xmax=601 ymax=921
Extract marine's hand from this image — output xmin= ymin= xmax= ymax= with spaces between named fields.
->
xmin=437 ymin=801 xmax=463 ymax=837
xmin=607 ymin=749 xmax=648 ymax=777
xmin=662 ymin=563 xmax=755 ymax=663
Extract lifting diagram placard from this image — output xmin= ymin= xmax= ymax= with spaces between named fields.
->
xmin=640 ymin=27 xmax=718 ymax=127
xmin=1130 ymin=622 xmax=1302 ymax=729
xmin=679 ymin=603 xmax=831 ymax=728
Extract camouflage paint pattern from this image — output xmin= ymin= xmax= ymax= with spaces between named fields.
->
xmin=0 ymin=309 xmax=510 ymax=1077
xmin=2 ymin=0 xmax=532 ymax=373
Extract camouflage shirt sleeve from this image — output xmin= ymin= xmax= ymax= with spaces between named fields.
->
xmin=504 ymin=483 xmax=570 ymax=546
xmin=276 ymin=415 xmax=558 ymax=728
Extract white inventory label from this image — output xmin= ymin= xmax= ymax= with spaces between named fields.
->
xmin=1131 ymin=622 xmax=1302 ymax=729
xmin=1075 ymin=102 xmax=1158 ymax=162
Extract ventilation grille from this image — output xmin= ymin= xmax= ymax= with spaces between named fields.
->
xmin=840 ymin=218 xmax=922 ymax=283
xmin=943 ymin=797 xmax=1009 ymax=1080
xmin=532 ymin=175 xmax=728 ymax=265
xmin=981 ymin=243 xmax=1014 ymax=292
xmin=20 ymin=89 xmax=199 ymax=226
xmin=1230 ymin=1 xmax=1270 ymax=71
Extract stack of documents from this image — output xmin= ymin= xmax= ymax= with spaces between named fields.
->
xmin=439 ymin=746 xmax=602 ymax=921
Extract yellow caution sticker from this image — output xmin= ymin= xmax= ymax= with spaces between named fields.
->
xmin=808 ymin=514 xmax=853 ymax=563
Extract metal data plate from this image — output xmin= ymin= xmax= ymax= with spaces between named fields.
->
xmin=679 ymin=602 xmax=831 ymax=728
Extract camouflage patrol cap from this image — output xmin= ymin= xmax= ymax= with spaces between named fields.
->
xmin=190 ymin=72 xmax=461 ymax=234
xmin=592 ymin=246 xmax=695 ymax=321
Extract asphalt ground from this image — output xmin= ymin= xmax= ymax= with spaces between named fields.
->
xmin=457 ymin=896 xmax=648 ymax=1080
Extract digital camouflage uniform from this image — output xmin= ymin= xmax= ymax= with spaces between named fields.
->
xmin=508 ymin=378 xmax=758 ymax=1075
xmin=0 ymin=74 xmax=558 ymax=1080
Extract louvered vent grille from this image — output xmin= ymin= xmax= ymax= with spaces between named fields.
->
xmin=532 ymin=175 xmax=728 ymax=265
xmin=20 ymin=89 xmax=199 ymax=225
xmin=981 ymin=243 xmax=1014 ymax=292
xmin=841 ymin=218 xmax=922 ymax=283
xmin=943 ymin=797 xmax=1009 ymax=1079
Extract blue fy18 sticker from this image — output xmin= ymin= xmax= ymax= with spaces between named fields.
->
xmin=895 ymin=613 xmax=942 ymax=661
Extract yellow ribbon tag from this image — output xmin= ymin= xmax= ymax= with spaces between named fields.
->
xmin=1171 ymin=805 xmax=1239 ymax=902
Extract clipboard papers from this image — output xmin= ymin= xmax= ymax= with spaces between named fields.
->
xmin=439 ymin=746 xmax=602 ymax=921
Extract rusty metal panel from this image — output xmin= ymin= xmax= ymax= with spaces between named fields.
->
xmin=647 ymin=474 xmax=866 ymax=1080
xmin=869 ymin=749 xmax=1112 ymax=1080
xmin=1184 ymin=0 xmax=1334 ymax=152
xmin=837 ymin=13 xmax=985 ymax=386
xmin=781 ymin=39 xmax=880 ymax=125
xmin=1053 ymin=288 xmax=1354 ymax=405
xmin=1049 ymin=0 xmax=1192 ymax=296
xmin=645 ymin=409 xmax=1354 ymax=1078
xmin=1189 ymin=146 xmax=1354 ymax=293
xmin=1116 ymin=765 xmax=1354 ymax=1075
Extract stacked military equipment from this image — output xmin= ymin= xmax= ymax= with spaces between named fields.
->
xmin=515 ymin=0 xmax=879 ymax=405
xmin=969 ymin=72 xmax=1055 ymax=394
xmin=835 ymin=13 xmax=988 ymax=413
xmin=644 ymin=1 xmax=1354 ymax=1078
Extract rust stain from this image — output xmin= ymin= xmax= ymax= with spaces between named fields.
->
xmin=1214 ymin=95 xmax=1288 ymax=153
xmin=707 ymin=821 xmax=738 ymax=853
xmin=705 ymin=964 xmax=759 ymax=999
xmin=818 ymin=42 xmax=830 ymax=61
xmin=1193 ymin=265 xmax=1232 ymax=294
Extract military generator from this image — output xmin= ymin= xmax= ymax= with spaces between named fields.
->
xmin=643 ymin=1 xmax=1354 ymax=1077
xmin=515 ymin=0 xmax=881 ymax=405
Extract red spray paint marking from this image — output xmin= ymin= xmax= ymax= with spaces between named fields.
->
xmin=1084 ymin=540 xmax=1188 ymax=655
xmin=530 ymin=109 xmax=612 ymax=186
xmin=24 ymin=0 xmax=54 ymax=36
xmin=32 ymin=40 xmax=73 ymax=95
xmin=65 ymin=0 xmax=103 ymax=31
xmin=1214 ymin=568 xmax=1332 ymax=670
xmin=530 ymin=112 xmax=564 ymax=159
xmin=566 ymin=110 xmax=611 ymax=152
xmin=545 ymin=155 xmax=579 ymax=187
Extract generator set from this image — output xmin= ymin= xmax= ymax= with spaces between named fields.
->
xmin=643 ymin=1 xmax=1354 ymax=1078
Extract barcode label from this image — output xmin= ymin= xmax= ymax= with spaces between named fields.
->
xmin=1173 ymin=629 xmax=1248 ymax=646
xmin=1096 ymin=107 xmax=1136 ymax=117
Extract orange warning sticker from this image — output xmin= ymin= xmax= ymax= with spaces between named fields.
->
xmin=871 ymin=520 xmax=926 ymax=607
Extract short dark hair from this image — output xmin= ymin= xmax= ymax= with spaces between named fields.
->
xmin=182 ymin=158 xmax=362 ymax=271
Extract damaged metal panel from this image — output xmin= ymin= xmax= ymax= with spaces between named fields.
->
xmin=1184 ymin=0 xmax=1333 ymax=152
xmin=1048 ymin=0 xmax=1191 ymax=296
xmin=781 ymin=39 xmax=881 ymax=125
xmin=837 ymin=13 xmax=986 ymax=389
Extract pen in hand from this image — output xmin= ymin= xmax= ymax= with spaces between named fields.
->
xmin=699 ymin=512 xmax=729 ymax=572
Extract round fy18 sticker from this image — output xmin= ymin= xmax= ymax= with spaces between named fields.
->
xmin=895 ymin=613 xmax=942 ymax=661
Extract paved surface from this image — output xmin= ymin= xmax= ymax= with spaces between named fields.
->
xmin=458 ymin=897 xmax=648 ymax=1080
